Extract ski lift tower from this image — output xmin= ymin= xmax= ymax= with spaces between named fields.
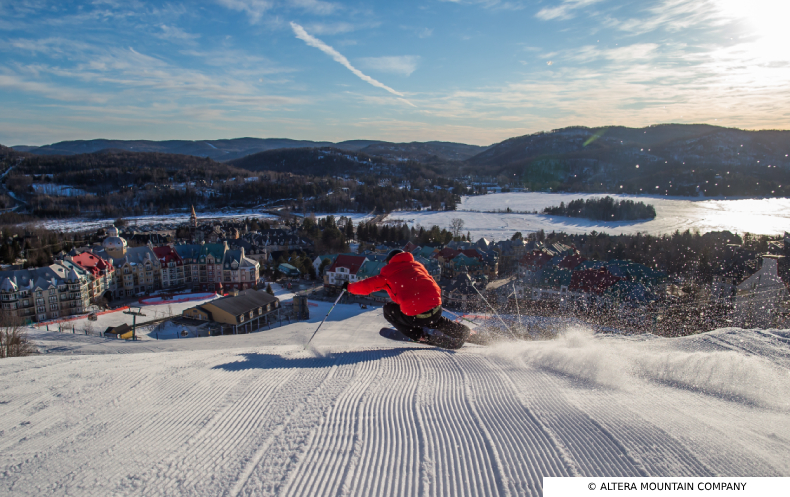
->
xmin=123 ymin=306 xmax=147 ymax=340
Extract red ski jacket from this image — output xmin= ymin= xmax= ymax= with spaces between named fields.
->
xmin=347 ymin=252 xmax=442 ymax=316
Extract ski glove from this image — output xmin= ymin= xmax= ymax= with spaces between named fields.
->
xmin=342 ymin=281 xmax=349 ymax=292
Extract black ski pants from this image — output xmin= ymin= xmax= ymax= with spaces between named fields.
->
xmin=383 ymin=302 xmax=470 ymax=345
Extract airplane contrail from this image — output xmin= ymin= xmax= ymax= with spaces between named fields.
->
xmin=290 ymin=22 xmax=415 ymax=107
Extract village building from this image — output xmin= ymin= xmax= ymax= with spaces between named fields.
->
xmin=182 ymin=289 xmax=279 ymax=334
xmin=440 ymin=274 xmax=483 ymax=309
xmin=222 ymin=248 xmax=260 ymax=290
xmin=173 ymin=244 xmax=201 ymax=289
xmin=153 ymin=246 xmax=186 ymax=289
xmin=70 ymin=251 xmax=116 ymax=302
xmin=324 ymin=255 xmax=368 ymax=292
xmin=0 ymin=262 xmax=91 ymax=323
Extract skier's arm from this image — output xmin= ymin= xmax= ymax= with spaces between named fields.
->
xmin=347 ymin=275 xmax=387 ymax=296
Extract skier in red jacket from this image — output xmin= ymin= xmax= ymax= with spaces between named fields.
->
xmin=344 ymin=249 xmax=470 ymax=349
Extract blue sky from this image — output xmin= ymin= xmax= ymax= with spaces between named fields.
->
xmin=1 ymin=0 xmax=788 ymax=146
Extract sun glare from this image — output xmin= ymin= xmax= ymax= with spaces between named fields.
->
xmin=717 ymin=0 xmax=790 ymax=61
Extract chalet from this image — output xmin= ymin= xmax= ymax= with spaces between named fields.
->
xmin=182 ymin=289 xmax=280 ymax=334
xmin=324 ymin=255 xmax=368 ymax=291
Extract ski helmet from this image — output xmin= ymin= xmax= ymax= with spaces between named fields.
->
xmin=386 ymin=249 xmax=404 ymax=263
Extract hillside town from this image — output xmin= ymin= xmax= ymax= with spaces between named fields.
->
xmin=1 ymin=204 xmax=787 ymax=338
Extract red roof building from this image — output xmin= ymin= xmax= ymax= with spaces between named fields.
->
xmin=325 ymin=255 xmax=368 ymax=290
xmin=153 ymin=246 xmax=184 ymax=267
xmin=153 ymin=246 xmax=186 ymax=288
xmin=72 ymin=252 xmax=114 ymax=278
xmin=71 ymin=251 xmax=115 ymax=300
xmin=327 ymin=255 xmax=367 ymax=275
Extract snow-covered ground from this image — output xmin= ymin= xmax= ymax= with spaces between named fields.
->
xmin=2 ymin=296 xmax=788 ymax=495
xmin=31 ymin=209 xmax=377 ymax=233
xmin=386 ymin=193 xmax=790 ymax=239
xmin=34 ymin=292 xmax=220 ymax=343
xmin=32 ymin=208 xmax=282 ymax=232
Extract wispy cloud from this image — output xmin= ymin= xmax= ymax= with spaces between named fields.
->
xmin=535 ymin=0 xmax=603 ymax=21
xmin=437 ymin=0 xmax=527 ymax=11
xmin=359 ymin=56 xmax=420 ymax=76
xmin=303 ymin=22 xmax=354 ymax=35
xmin=288 ymin=0 xmax=339 ymax=15
xmin=155 ymin=24 xmax=200 ymax=43
xmin=215 ymin=0 xmax=273 ymax=23
xmin=289 ymin=22 xmax=415 ymax=106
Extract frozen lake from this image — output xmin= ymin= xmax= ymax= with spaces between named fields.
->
xmin=385 ymin=192 xmax=790 ymax=240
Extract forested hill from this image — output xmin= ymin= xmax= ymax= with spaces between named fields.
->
xmin=462 ymin=124 xmax=790 ymax=197
xmin=227 ymin=147 xmax=449 ymax=181
xmin=12 ymin=138 xmax=486 ymax=163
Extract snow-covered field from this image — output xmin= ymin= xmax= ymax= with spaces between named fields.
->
xmin=387 ymin=193 xmax=790 ymax=240
xmin=33 ymin=208 xmax=282 ymax=232
xmin=2 ymin=297 xmax=789 ymax=495
xmin=31 ymin=209 xmax=377 ymax=233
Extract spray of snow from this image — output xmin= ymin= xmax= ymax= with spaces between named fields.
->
xmin=487 ymin=326 xmax=790 ymax=410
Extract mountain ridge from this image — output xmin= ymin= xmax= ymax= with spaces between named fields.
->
xmin=12 ymin=138 xmax=489 ymax=163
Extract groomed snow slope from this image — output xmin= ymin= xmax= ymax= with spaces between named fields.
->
xmin=2 ymin=302 xmax=790 ymax=496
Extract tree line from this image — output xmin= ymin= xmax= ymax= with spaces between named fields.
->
xmin=543 ymin=197 xmax=657 ymax=221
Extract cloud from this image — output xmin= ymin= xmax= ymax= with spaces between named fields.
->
xmin=215 ymin=0 xmax=273 ymax=23
xmin=288 ymin=0 xmax=338 ymax=15
xmin=289 ymin=22 xmax=415 ymax=106
xmin=358 ymin=56 xmax=419 ymax=76
xmin=401 ymin=26 xmax=433 ymax=38
xmin=437 ymin=0 xmax=527 ymax=10
xmin=155 ymin=24 xmax=200 ymax=43
xmin=303 ymin=22 xmax=357 ymax=35
xmin=535 ymin=0 xmax=603 ymax=21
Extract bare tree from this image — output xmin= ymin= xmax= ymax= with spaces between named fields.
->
xmin=450 ymin=218 xmax=465 ymax=239
xmin=0 ymin=312 xmax=37 ymax=358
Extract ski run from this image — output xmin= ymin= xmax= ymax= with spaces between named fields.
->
xmin=1 ymin=298 xmax=789 ymax=496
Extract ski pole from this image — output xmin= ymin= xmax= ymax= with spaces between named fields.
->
xmin=442 ymin=308 xmax=482 ymax=327
xmin=472 ymin=283 xmax=518 ymax=340
xmin=304 ymin=289 xmax=346 ymax=350
xmin=513 ymin=283 xmax=521 ymax=326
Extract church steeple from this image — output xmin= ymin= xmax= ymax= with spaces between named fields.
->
xmin=190 ymin=205 xmax=197 ymax=229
